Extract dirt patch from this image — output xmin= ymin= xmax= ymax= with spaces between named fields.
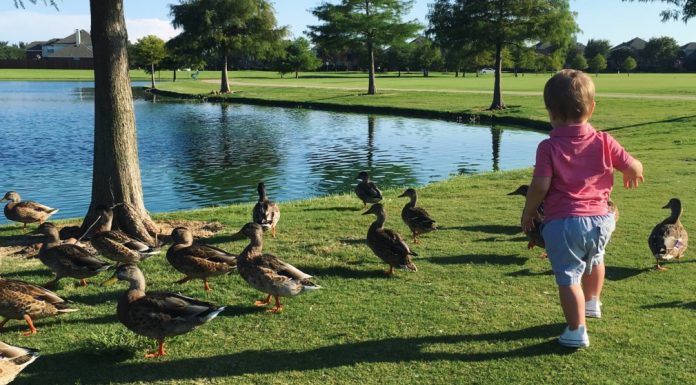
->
xmin=156 ymin=220 xmax=226 ymax=241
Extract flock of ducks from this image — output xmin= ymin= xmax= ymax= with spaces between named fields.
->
xmin=0 ymin=174 xmax=690 ymax=379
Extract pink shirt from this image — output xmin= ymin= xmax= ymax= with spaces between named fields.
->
xmin=533 ymin=123 xmax=635 ymax=222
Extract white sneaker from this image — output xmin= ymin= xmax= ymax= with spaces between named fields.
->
xmin=558 ymin=325 xmax=590 ymax=348
xmin=585 ymin=296 xmax=602 ymax=318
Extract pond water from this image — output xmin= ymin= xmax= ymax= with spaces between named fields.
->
xmin=0 ymin=81 xmax=547 ymax=223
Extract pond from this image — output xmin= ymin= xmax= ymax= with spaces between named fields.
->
xmin=0 ymin=81 xmax=547 ymax=224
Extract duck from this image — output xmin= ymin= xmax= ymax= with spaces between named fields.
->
xmin=608 ymin=199 xmax=619 ymax=223
xmin=648 ymin=198 xmax=688 ymax=270
xmin=36 ymin=222 xmax=85 ymax=247
xmin=507 ymin=185 xmax=546 ymax=254
xmin=166 ymin=227 xmax=237 ymax=291
xmin=355 ymin=171 xmax=382 ymax=208
xmin=363 ymin=204 xmax=418 ymax=275
xmin=252 ymin=182 xmax=281 ymax=238
xmin=398 ymin=188 xmax=437 ymax=243
xmin=0 ymin=341 xmax=39 ymax=384
xmin=35 ymin=223 xmax=112 ymax=288
xmin=103 ymin=264 xmax=225 ymax=358
xmin=0 ymin=278 xmax=78 ymax=335
xmin=1 ymin=191 xmax=59 ymax=230
xmin=91 ymin=205 xmax=159 ymax=266
xmin=230 ymin=223 xmax=320 ymax=313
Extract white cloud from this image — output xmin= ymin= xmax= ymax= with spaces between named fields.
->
xmin=0 ymin=10 xmax=179 ymax=44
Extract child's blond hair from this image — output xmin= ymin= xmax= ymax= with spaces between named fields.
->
xmin=544 ymin=69 xmax=595 ymax=123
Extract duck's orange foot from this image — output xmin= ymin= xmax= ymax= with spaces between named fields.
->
xmin=22 ymin=329 xmax=38 ymax=337
xmin=655 ymin=264 xmax=668 ymax=271
xmin=144 ymin=351 xmax=167 ymax=358
xmin=538 ymin=252 xmax=548 ymax=259
xmin=254 ymin=295 xmax=272 ymax=307
xmin=79 ymin=279 xmax=88 ymax=287
xmin=267 ymin=305 xmax=284 ymax=313
xmin=527 ymin=241 xmax=535 ymax=250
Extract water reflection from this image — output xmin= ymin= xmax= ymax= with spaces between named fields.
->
xmin=0 ymin=81 xmax=547 ymax=223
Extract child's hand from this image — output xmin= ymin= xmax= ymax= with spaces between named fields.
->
xmin=521 ymin=210 xmax=537 ymax=233
xmin=621 ymin=159 xmax=644 ymax=189
xmin=623 ymin=174 xmax=644 ymax=189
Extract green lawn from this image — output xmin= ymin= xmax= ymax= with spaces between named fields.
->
xmin=1 ymin=70 xmax=695 ymax=384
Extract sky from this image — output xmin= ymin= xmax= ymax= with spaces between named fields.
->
xmin=0 ymin=0 xmax=695 ymax=47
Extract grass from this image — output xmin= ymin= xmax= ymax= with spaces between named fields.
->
xmin=1 ymin=70 xmax=695 ymax=384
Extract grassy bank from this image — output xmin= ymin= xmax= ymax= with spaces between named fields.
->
xmin=1 ymin=70 xmax=695 ymax=384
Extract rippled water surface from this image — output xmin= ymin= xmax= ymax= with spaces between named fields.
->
xmin=0 ymin=81 xmax=547 ymax=223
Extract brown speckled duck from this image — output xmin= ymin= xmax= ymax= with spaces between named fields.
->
xmin=91 ymin=206 xmax=158 ymax=266
xmin=355 ymin=171 xmax=383 ymax=208
xmin=252 ymin=182 xmax=280 ymax=238
xmin=398 ymin=188 xmax=437 ymax=244
xmin=231 ymin=223 xmax=320 ymax=313
xmin=1 ymin=192 xmax=58 ymax=230
xmin=648 ymin=198 xmax=688 ymax=270
xmin=0 ymin=340 xmax=39 ymax=383
xmin=103 ymin=264 xmax=225 ymax=358
xmin=507 ymin=185 xmax=546 ymax=254
xmin=608 ymin=199 xmax=619 ymax=223
xmin=36 ymin=223 xmax=112 ymax=288
xmin=0 ymin=278 xmax=78 ymax=335
xmin=363 ymin=204 xmax=418 ymax=275
xmin=167 ymin=227 xmax=237 ymax=291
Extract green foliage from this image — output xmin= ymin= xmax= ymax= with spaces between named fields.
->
xmin=132 ymin=35 xmax=167 ymax=73
xmin=569 ymin=54 xmax=588 ymax=70
xmin=622 ymin=0 xmax=696 ymax=22
xmin=609 ymin=46 xmax=635 ymax=69
xmin=622 ymin=56 xmax=637 ymax=74
xmin=410 ymin=37 xmax=442 ymax=76
xmin=642 ymin=36 xmax=680 ymax=71
xmin=385 ymin=40 xmax=414 ymax=74
xmin=584 ymin=39 xmax=611 ymax=61
xmin=588 ymin=53 xmax=607 ymax=75
xmin=163 ymin=34 xmax=206 ymax=77
xmin=0 ymin=41 xmax=24 ymax=60
xmin=275 ymin=38 xmax=321 ymax=78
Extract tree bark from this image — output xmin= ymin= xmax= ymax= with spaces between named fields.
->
xmin=367 ymin=40 xmax=376 ymax=95
xmin=489 ymin=42 xmax=505 ymax=110
xmin=150 ymin=63 xmax=155 ymax=88
xmin=173 ymin=69 xmax=177 ymax=82
xmin=84 ymin=0 xmax=158 ymax=245
xmin=220 ymin=53 xmax=231 ymax=93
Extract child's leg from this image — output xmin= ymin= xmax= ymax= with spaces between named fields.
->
xmin=582 ymin=262 xmax=605 ymax=300
xmin=558 ymin=284 xmax=586 ymax=330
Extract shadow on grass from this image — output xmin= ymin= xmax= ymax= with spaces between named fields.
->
xmin=0 ymin=233 xmax=41 ymax=248
xmin=507 ymin=268 xmax=553 ymax=277
xmin=604 ymin=266 xmax=650 ymax=281
xmin=295 ymin=265 xmax=389 ymax=279
xmin=429 ymin=254 xmax=527 ymax=266
xmin=441 ymin=225 xmax=521 ymax=235
xmin=641 ymin=301 xmax=696 ymax=311
xmin=339 ymin=238 xmax=365 ymax=246
xmin=16 ymin=323 xmax=572 ymax=384
xmin=604 ymin=115 xmax=696 ymax=132
xmin=303 ymin=206 xmax=361 ymax=212
xmin=1 ymin=313 xmax=118 ymax=334
xmin=2 ymin=268 xmax=53 ymax=279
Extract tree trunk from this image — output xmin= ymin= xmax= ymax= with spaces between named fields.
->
xmin=150 ymin=63 xmax=155 ymax=88
xmin=220 ymin=54 xmax=231 ymax=93
xmin=173 ymin=69 xmax=177 ymax=82
xmin=398 ymin=69 xmax=401 ymax=77
xmin=84 ymin=0 xmax=158 ymax=245
xmin=455 ymin=69 xmax=459 ymax=77
xmin=295 ymin=71 xmax=298 ymax=79
xmin=489 ymin=42 xmax=505 ymax=110
xmin=367 ymin=40 xmax=376 ymax=95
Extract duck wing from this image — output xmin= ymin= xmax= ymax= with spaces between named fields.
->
xmin=402 ymin=206 xmax=437 ymax=229
xmin=51 ymin=244 xmax=111 ymax=271
xmin=650 ymin=222 xmax=688 ymax=260
xmin=356 ymin=182 xmax=383 ymax=203
xmin=253 ymin=254 xmax=313 ymax=281
xmin=253 ymin=201 xmax=280 ymax=227
xmin=379 ymin=228 xmax=417 ymax=256
xmin=0 ymin=279 xmax=65 ymax=305
xmin=125 ymin=292 xmax=223 ymax=336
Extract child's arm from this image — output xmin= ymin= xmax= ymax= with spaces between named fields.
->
xmin=621 ymin=159 xmax=644 ymax=189
xmin=522 ymin=176 xmax=551 ymax=233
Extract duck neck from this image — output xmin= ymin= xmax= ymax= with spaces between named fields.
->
xmin=406 ymin=195 xmax=417 ymax=208
xmin=370 ymin=214 xmax=386 ymax=231
xmin=41 ymin=233 xmax=61 ymax=250
xmin=125 ymin=278 xmax=146 ymax=303
xmin=258 ymin=187 xmax=268 ymax=202
xmin=241 ymin=236 xmax=263 ymax=259
xmin=667 ymin=202 xmax=682 ymax=224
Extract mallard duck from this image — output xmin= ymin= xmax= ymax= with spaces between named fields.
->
xmin=91 ymin=206 xmax=158 ymax=266
xmin=252 ymin=182 xmax=280 ymax=238
xmin=103 ymin=263 xmax=225 ymax=358
xmin=230 ymin=223 xmax=320 ymax=313
xmin=355 ymin=171 xmax=382 ymax=208
xmin=608 ymin=199 xmax=619 ymax=223
xmin=648 ymin=198 xmax=689 ymax=270
xmin=36 ymin=222 xmax=84 ymax=247
xmin=363 ymin=204 xmax=418 ymax=275
xmin=398 ymin=188 xmax=437 ymax=243
xmin=1 ymin=191 xmax=58 ymax=230
xmin=0 ymin=341 xmax=39 ymax=384
xmin=0 ymin=278 xmax=78 ymax=335
xmin=167 ymin=227 xmax=237 ymax=291
xmin=507 ymin=185 xmax=546 ymax=254
xmin=36 ymin=223 xmax=112 ymax=287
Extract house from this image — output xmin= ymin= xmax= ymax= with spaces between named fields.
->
xmin=681 ymin=42 xmax=696 ymax=70
xmin=610 ymin=37 xmax=647 ymax=55
xmin=27 ymin=29 xmax=93 ymax=60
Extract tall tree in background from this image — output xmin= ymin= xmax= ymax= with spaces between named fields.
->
xmin=428 ymin=0 xmax=577 ymax=109
xmin=16 ymin=0 xmax=158 ymax=243
xmin=642 ymin=36 xmax=680 ymax=71
xmin=588 ymin=53 xmax=607 ymax=76
xmin=584 ymin=39 xmax=611 ymax=62
xmin=308 ymin=0 xmax=421 ymax=95
xmin=276 ymin=37 xmax=321 ymax=79
xmin=622 ymin=0 xmax=696 ymax=22
xmin=170 ymin=0 xmax=287 ymax=93
xmin=132 ymin=35 xmax=167 ymax=88
xmin=385 ymin=41 xmax=414 ymax=76
xmin=411 ymin=37 xmax=442 ymax=76
xmin=163 ymin=34 xmax=207 ymax=82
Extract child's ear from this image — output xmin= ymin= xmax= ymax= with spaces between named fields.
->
xmin=589 ymin=100 xmax=596 ymax=116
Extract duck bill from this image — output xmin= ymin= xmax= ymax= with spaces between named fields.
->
xmin=662 ymin=204 xmax=670 ymax=209
xmin=101 ymin=275 xmax=118 ymax=287
xmin=398 ymin=193 xmax=407 ymax=198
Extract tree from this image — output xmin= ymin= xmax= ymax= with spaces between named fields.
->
xmin=0 ymin=41 xmax=25 ymax=60
xmin=569 ymin=54 xmax=588 ymax=70
xmin=385 ymin=41 xmax=414 ymax=76
xmin=622 ymin=56 xmax=637 ymax=75
xmin=622 ymin=0 xmax=696 ymax=22
xmin=609 ymin=46 xmax=636 ymax=70
xmin=307 ymin=0 xmax=421 ymax=95
xmin=132 ymin=35 xmax=167 ymax=88
xmin=428 ymin=0 xmax=578 ymax=109
xmin=170 ymin=0 xmax=286 ymax=94
xmin=641 ymin=36 xmax=680 ymax=71
xmin=411 ymin=37 xmax=442 ymax=76
xmin=584 ymin=39 xmax=610 ymax=61
xmin=163 ymin=34 xmax=206 ymax=82
xmin=588 ymin=53 xmax=607 ymax=75
xmin=276 ymin=37 xmax=321 ymax=79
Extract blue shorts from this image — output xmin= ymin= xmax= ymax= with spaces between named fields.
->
xmin=541 ymin=215 xmax=616 ymax=286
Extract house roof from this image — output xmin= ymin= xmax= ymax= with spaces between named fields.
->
xmin=24 ymin=41 xmax=45 ymax=51
xmin=611 ymin=37 xmax=647 ymax=52
xmin=54 ymin=30 xmax=92 ymax=46
xmin=681 ymin=42 xmax=696 ymax=57
xmin=45 ymin=44 xmax=93 ymax=58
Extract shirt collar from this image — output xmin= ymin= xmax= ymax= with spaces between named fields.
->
xmin=550 ymin=122 xmax=595 ymax=137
